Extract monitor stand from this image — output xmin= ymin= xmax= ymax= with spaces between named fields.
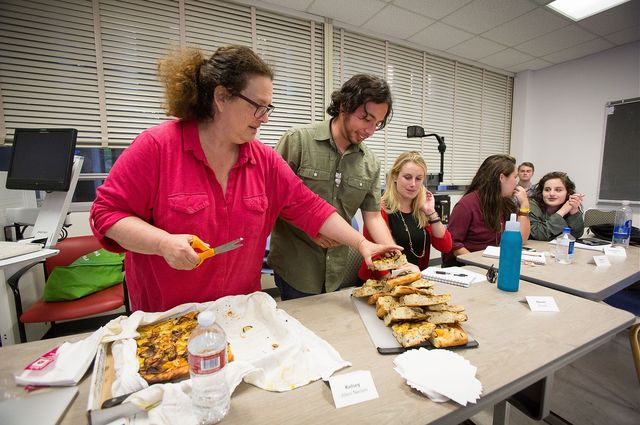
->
xmin=22 ymin=155 xmax=83 ymax=248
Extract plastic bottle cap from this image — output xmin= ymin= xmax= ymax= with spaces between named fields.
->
xmin=505 ymin=213 xmax=520 ymax=231
xmin=563 ymin=227 xmax=571 ymax=233
xmin=197 ymin=311 xmax=215 ymax=327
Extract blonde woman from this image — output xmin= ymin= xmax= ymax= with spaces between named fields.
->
xmin=358 ymin=151 xmax=452 ymax=280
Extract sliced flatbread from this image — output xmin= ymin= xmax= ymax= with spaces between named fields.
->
xmin=352 ymin=279 xmax=386 ymax=298
xmin=383 ymin=306 xmax=428 ymax=326
xmin=386 ymin=271 xmax=422 ymax=288
xmin=391 ymin=321 xmax=436 ymax=348
xmin=425 ymin=304 xmax=465 ymax=313
xmin=371 ymin=253 xmax=408 ymax=271
xmin=390 ymin=285 xmax=435 ymax=297
xmin=399 ymin=293 xmax=451 ymax=307
xmin=375 ymin=295 xmax=398 ymax=319
xmin=424 ymin=310 xmax=468 ymax=325
xmin=429 ymin=324 xmax=469 ymax=348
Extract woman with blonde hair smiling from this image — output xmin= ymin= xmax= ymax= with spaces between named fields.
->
xmin=358 ymin=151 xmax=452 ymax=280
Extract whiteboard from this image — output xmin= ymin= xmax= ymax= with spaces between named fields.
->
xmin=597 ymin=98 xmax=640 ymax=204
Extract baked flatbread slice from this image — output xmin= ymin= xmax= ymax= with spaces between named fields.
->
xmin=425 ymin=303 xmax=465 ymax=313
xmin=386 ymin=271 xmax=421 ymax=288
xmin=391 ymin=321 xmax=436 ymax=348
xmin=383 ymin=306 xmax=428 ymax=326
xmin=375 ymin=295 xmax=398 ymax=319
xmin=390 ymin=285 xmax=435 ymax=297
xmin=424 ymin=310 xmax=468 ymax=325
xmin=399 ymin=293 xmax=451 ymax=307
xmin=367 ymin=292 xmax=393 ymax=305
xmin=352 ymin=279 xmax=386 ymax=298
xmin=371 ymin=253 xmax=407 ymax=271
xmin=408 ymin=279 xmax=435 ymax=289
xmin=429 ymin=324 xmax=468 ymax=348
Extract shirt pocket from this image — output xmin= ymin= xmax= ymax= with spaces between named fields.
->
xmin=341 ymin=176 xmax=373 ymax=213
xmin=242 ymin=194 xmax=268 ymax=235
xmin=298 ymin=167 xmax=331 ymax=199
xmin=166 ymin=193 xmax=210 ymax=234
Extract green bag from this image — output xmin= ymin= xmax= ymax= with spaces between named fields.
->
xmin=43 ymin=249 xmax=125 ymax=302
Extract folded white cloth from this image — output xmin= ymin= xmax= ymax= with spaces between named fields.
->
xmin=394 ymin=348 xmax=482 ymax=406
xmin=15 ymin=327 xmax=106 ymax=386
xmin=110 ymin=291 xmax=350 ymax=393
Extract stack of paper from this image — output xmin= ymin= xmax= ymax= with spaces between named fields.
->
xmin=393 ymin=348 xmax=482 ymax=406
xmin=482 ymin=246 xmax=546 ymax=264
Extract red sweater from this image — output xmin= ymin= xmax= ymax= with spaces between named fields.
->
xmin=358 ymin=208 xmax=452 ymax=281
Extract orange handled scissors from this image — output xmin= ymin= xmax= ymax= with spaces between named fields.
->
xmin=191 ymin=236 xmax=244 ymax=266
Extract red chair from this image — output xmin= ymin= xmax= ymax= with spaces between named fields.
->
xmin=7 ymin=235 xmax=129 ymax=343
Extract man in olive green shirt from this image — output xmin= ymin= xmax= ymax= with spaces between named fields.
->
xmin=268 ymin=74 xmax=397 ymax=300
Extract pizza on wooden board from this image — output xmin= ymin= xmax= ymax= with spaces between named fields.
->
xmin=135 ymin=311 xmax=234 ymax=384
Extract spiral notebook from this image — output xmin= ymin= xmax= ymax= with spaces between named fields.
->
xmin=421 ymin=266 xmax=485 ymax=288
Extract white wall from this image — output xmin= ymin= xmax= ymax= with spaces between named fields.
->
xmin=511 ymin=41 xmax=640 ymax=223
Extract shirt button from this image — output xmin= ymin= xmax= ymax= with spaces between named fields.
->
xmin=359 ymin=183 xmax=362 ymax=187
xmin=326 ymin=255 xmax=330 ymax=259
xmin=313 ymin=172 xmax=318 ymax=176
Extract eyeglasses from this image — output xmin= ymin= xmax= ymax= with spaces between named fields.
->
xmin=236 ymin=93 xmax=275 ymax=118
xmin=486 ymin=264 xmax=498 ymax=284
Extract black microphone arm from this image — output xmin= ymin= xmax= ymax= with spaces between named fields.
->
xmin=406 ymin=125 xmax=446 ymax=184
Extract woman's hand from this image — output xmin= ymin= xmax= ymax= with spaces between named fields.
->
xmin=421 ymin=190 xmax=436 ymax=215
xmin=157 ymin=234 xmax=202 ymax=270
xmin=358 ymin=239 xmax=403 ymax=269
xmin=567 ymin=193 xmax=584 ymax=215
xmin=513 ymin=186 xmax=529 ymax=207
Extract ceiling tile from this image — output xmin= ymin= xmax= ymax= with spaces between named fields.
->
xmin=362 ymin=5 xmax=434 ymax=39
xmin=392 ymin=0 xmax=472 ymax=20
xmin=441 ymin=0 xmax=537 ymax=34
xmin=482 ymin=8 xmax=570 ymax=46
xmin=516 ymin=24 xmax=598 ymax=57
xmin=480 ymin=48 xmax=533 ymax=68
xmin=604 ymin=25 xmax=640 ymax=44
xmin=507 ymin=58 xmax=553 ymax=73
xmin=408 ymin=22 xmax=474 ymax=50
xmin=542 ymin=37 xmax=615 ymax=63
xmin=578 ymin=0 xmax=640 ymax=36
xmin=260 ymin=0 xmax=315 ymax=10
xmin=307 ymin=0 xmax=387 ymax=26
xmin=446 ymin=36 xmax=505 ymax=60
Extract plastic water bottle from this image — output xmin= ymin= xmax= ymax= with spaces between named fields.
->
xmin=188 ymin=311 xmax=230 ymax=424
xmin=497 ymin=213 xmax=522 ymax=292
xmin=555 ymin=227 xmax=575 ymax=264
xmin=612 ymin=200 xmax=633 ymax=248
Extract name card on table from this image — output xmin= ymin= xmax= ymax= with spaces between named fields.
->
xmin=525 ymin=296 xmax=559 ymax=312
xmin=604 ymin=246 xmax=627 ymax=257
xmin=592 ymin=255 xmax=611 ymax=267
xmin=329 ymin=370 xmax=379 ymax=408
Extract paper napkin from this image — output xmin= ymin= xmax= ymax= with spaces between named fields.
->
xmin=393 ymin=348 xmax=482 ymax=406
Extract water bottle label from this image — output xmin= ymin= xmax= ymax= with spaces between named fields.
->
xmin=189 ymin=350 xmax=226 ymax=375
xmin=568 ymin=241 xmax=575 ymax=255
xmin=613 ymin=220 xmax=632 ymax=238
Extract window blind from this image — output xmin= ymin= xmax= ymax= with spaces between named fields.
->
xmin=0 ymin=0 xmax=102 ymax=144
xmin=0 ymin=0 xmax=513 ymax=185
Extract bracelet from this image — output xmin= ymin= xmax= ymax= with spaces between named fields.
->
xmin=517 ymin=211 xmax=530 ymax=217
xmin=428 ymin=218 xmax=442 ymax=224
xmin=427 ymin=211 xmax=439 ymax=220
xmin=518 ymin=207 xmax=530 ymax=214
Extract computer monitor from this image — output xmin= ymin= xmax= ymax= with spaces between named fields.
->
xmin=6 ymin=128 xmax=77 ymax=192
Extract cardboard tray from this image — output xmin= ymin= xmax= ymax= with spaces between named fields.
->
xmin=351 ymin=296 xmax=479 ymax=354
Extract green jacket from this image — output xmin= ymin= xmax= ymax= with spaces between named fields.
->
xmin=529 ymin=199 xmax=584 ymax=241
xmin=267 ymin=119 xmax=381 ymax=294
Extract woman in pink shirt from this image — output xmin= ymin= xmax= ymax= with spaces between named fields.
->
xmin=442 ymin=154 xmax=530 ymax=267
xmin=90 ymin=45 xmax=400 ymax=312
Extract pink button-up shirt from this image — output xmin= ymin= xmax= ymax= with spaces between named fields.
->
xmin=90 ymin=120 xmax=335 ymax=312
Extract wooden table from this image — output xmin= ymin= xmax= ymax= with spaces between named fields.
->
xmin=0 ymin=276 xmax=634 ymax=425
xmin=457 ymin=240 xmax=640 ymax=301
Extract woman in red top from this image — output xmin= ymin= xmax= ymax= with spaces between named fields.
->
xmin=359 ymin=151 xmax=452 ymax=281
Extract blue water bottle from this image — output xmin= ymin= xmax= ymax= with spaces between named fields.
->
xmin=497 ymin=213 xmax=522 ymax=292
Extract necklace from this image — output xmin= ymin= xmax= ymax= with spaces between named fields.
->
xmin=396 ymin=211 xmax=427 ymax=258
